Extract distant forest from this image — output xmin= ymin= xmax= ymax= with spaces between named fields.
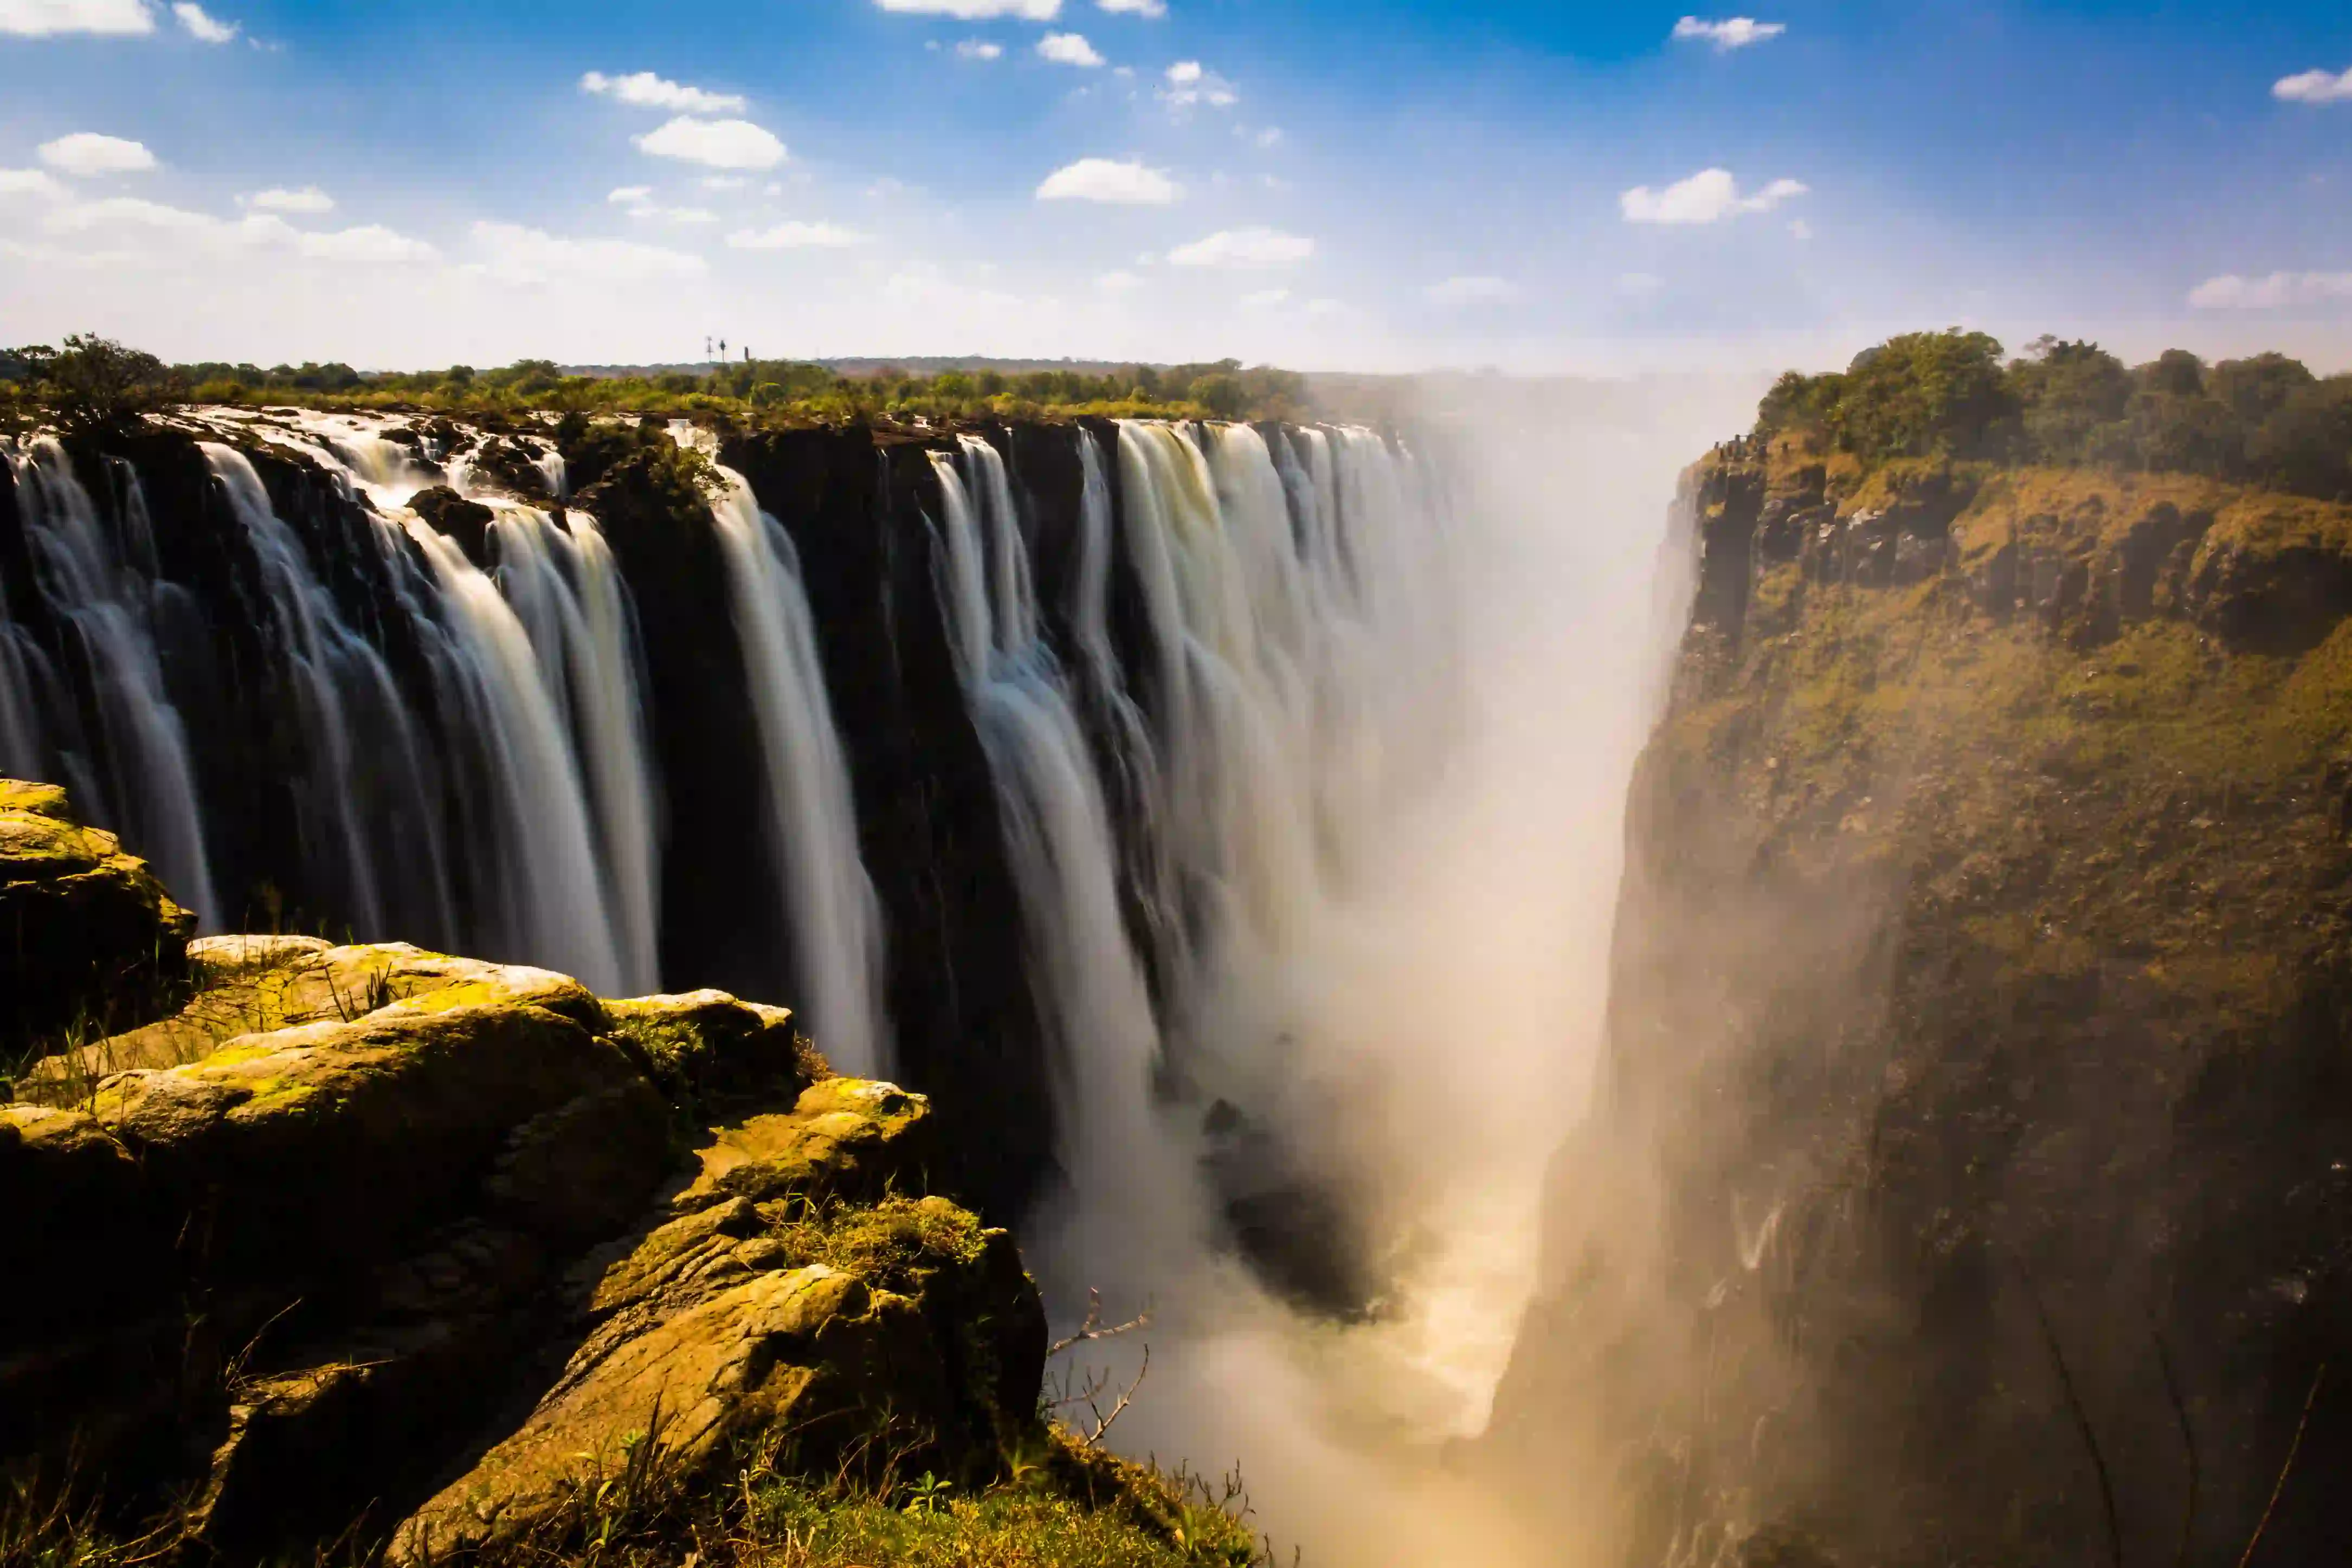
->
xmin=1754 ymin=330 xmax=2352 ymax=502
xmin=0 ymin=338 xmax=1313 ymax=428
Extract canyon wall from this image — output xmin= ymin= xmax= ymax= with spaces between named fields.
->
xmin=1491 ymin=451 xmax=2352 ymax=1565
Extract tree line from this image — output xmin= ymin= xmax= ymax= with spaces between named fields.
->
xmin=1 ymin=338 xmax=1313 ymax=429
xmin=1753 ymin=330 xmax=2352 ymax=501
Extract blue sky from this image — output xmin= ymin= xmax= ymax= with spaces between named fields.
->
xmin=3 ymin=0 xmax=2350 ymax=373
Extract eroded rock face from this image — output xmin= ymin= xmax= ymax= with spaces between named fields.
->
xmin=0 ymin=779 xmax=194 ymax=1057
xmin=2 ymin=925 xmax=1042 ymax=1561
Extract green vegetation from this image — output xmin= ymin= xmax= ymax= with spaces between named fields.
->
xmin=0 ymin=1427 xmax=1267 ymax=1568
xmin=1751 ymin=329 xmax=2352 ymax=501
xmin=4 ymin=335 xmax=1316 ymax=430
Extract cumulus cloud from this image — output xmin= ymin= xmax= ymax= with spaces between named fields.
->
xmin=633 ymin=116 xmax=787 ymax=170
xmin=873 ymin=0 xmax=1059 ymax=17
xmin=727 ymin=220 xmax=870 ymax=249
xmin=1098 ymin=0 xmax=1164 ymax=12
xmin=1038 ymin=30 xmax=1103 ymax=66
xmin=1671 ymin=16 xmax=1784 ymax=49
xmin=0 ymin=168 xmax=70 ymax=201
xmin=1620 ymin=167 xmax=1806 ymax=224
xmin=580 ymin=70 xmax=748 ymax=115
xmin=242 ymin=185 xmax=333 ymax=213
xmin=1035 ymin=157 xmax=1177 ymax=204
xmin=2274 ymin=66 xmax=2352 ymax=105
xmin=39 ymin=196 xmax=435 ymax=263
xmin=1241 ymin=287 xmax=1289 ymax=308
xmin=1168 ymin=225 xmax=1312 ymax=267
xmin=293 ymin=224 xmax=437 ymax=263
xmin=1426 ymin=274 xmax=1519 ymax=306
xmin=955 ymin=38 xmax=1002 ymax=59
xmin=1162 ymin=59 xmax=1236 ymax=108
xmin=0 ymin=0 xmax=153 ymax=36
xmin=469 ymin=220 xmax=705 ymax=285
xmin=38 ymin=132 xmax=156 ymax=176
xmin=629 ymin=205 xmax=718 ymax=224
xmin=1097 ymin=268 xmax=1144 ymax=292
xmin=607 ymin=185 xmax=653 ymax=204
xmin=2188 ymin=270 xmax=2352 ymax=309
xmin=171 ymin=2 xmax=234 ymax=42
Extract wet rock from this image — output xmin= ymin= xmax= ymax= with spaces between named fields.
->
xmin=409 ymin=485 xmax=495 ymax=566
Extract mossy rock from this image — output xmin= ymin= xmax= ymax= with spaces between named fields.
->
xmin=680 ymin=1077 xmax=939 ymax=1210
xmin=1 ymin=779 xmax=194 ymax=1059
xmin=14 ymin=940 xmax=607 ymax=1106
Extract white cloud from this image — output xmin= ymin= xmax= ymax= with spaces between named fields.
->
xmin=1168 ymin=225 xmax=1312 ymax=267
xmin=1305 ymin=297 xmax=1346 ymax=318
xmin=1162 ymin=59 xmax=1236 ymax=108
xmin=630 ymin=205 xmax=719 ymax=224
xmin=726 ymin=220 xmax=870 ymax=249
xmin=1241 ymin=287 xmax=1289 ymax=308
xmin=700 ymin=175 xmax=747 ymax=190
xmin=295 ymin=224 xmax=437 ymax=263
xmin=0 ymin=0 xmax=153 ymax=36
xmin=2274 ymin=67 xmax=2352 ymax=105
xmin=1620 ymin=167 xmax=1806 ymax=224
xmin=633 ymin=116 xmax=787 ymax=171
xmin=607 ymin=185 xmax=653 ymax=204
xmin=873 ymin=0 xmax=1059 ymax=17
xmin=580 ymin=70 xmax=748 ymax=115
xmin=1252 ymin=125 xmax=1283 ymax=147
xmin=1671 ymin=16 xmax=1785 ymax=49
xmin=0 ymin=168 xmax=70 ymax=201
xmin=1097 ymin=0 xmax=1163 ymax=12
xmin=955 ymin=38 xmax=1002 ymax=59
xmin=242 ymin=185 xmax=333 ymax=214
xmin=40 ymin=197 xmax=434 ymax=264
xmin=1426 ymin=274 xmax=1519 ymax=306
xmin=1038 ymin=30 xmax=1102 ymax=66
xmin=469 ymin=220 xmax=706 ymax=285
xmin=38 ymin=132 xmax=156 ymax=176
xmin=2188 ymin=271 xmax=2352 ymax=309
xmin=1097 ymin=268 xmax=1144 ymax=293
xmin=1035 ymin=156 xmax=1177 ymax=204
xmin=171 ymin=2 xmax=234 ymax=42
xmin=1788 ymin=217 xmax=1813 ymax=240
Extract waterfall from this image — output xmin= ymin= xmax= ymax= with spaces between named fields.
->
xmin=705 ymin=462 xmax=887 ymax=1076
xmin=480 ymin=502 xmax=662 ymax=991
xmin=402 ymin=521 xmax=636 ymax=995
xmin=3 ymin=437 xmax=218 ymax=925
xmin=930 ymin=433 xmax=1185 ymax=1263
xmin=199 ymin=444 xmax=457 ymax=944
xmin=0 ymin=568 xmax=46 ymax=779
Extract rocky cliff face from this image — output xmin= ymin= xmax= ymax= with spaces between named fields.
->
xmin=1491 ymin=453 xmax=2352 ymax=1566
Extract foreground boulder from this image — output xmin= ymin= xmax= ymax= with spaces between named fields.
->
xmin=0 ymin=779 xmax=193 ymax=1059
xmin=1 ymin=917 xmax=1042 ymax=1560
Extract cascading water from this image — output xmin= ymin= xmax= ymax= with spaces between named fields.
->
xmin=199 ymin=443 xmax=457 ymax=944
xmin=701 ymin=453 xmax=887 ymax=1076
xmin=4 ymin=437 xmax=219 ymax=925
xmin=478 ymin=502 xmax=661 ymax=993
xmin=930 ymin=433 xmax=1189 ymax=1271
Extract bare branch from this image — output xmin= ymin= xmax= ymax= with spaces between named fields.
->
xmin=1049 ymin=1287 xmax=1151 ymax=1358
xmin=2016 ymin=1264 xmax=2121 ymax=1568
xmin=2235 ymin=1363 xmax=2328 ymax=1568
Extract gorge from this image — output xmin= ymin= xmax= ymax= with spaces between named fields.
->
xmin=7 ymin=349 xmax=2351 ymax=1566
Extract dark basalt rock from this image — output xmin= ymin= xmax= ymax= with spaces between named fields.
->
xmin=409 ymin=485 xmax=495 ymax=567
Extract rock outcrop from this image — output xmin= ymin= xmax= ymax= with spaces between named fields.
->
xmin=1 ymin=881 xmax=1044 ymax=1560
xmin=1490 ymin=450 xmax=2352 ymax=1566
xmin=0 ymin=779 xmax=193 ymax=1059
